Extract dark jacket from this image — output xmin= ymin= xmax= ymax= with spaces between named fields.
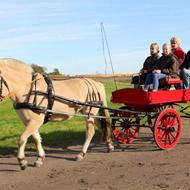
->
xmin=180 ymin=51 xmax=190 ymax=69
xmin=154 ymin=54 xmax=179 ymax=75
xmin=141 ymin=54 xmax=160 ymax=73
xmin=131 ymin=53 xmax=159 ymax=84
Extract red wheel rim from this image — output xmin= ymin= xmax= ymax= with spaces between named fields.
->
xmin=112 ymin=111 xmax=140 ymax=144
xmin=154 ymin=109 xmax=182 ymax=150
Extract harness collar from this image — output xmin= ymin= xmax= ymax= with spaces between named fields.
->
xmin=14 ymin=73 xmax=55 ymax=124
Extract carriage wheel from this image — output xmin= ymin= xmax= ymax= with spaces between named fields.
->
xmin=154 ymin=108 xmax=182 ymax=150
xmin=112 ymin=109 xmax=140 ymax=144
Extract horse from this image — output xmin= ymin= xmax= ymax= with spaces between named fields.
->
xmin=0 ymin=58 xmax=114 ymax=170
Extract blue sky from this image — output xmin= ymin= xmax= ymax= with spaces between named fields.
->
xmin=0 ymin=0 xmax=190 ymax=75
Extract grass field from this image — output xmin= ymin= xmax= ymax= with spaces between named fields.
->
xmin=0 ymin=80 xmax=128 ymax=155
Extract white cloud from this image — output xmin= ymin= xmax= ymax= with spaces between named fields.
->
xmin=0 ymin=1 xmax=109 ymax=20
xmin=0 ymin=20 xmax=119 ymax=51
xmin=0 ymin=24 xmax=99 ymax=50
xmin=0 ymin=0 xmax=118 ymax=50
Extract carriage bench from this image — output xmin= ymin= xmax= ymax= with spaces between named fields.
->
xmin=159 ymin=76 xmax=182 ymax=89
xmin=131 ymin=75 xmax=182 ymax=89
xmin=164 ymin=77 xmax=182 ymax=85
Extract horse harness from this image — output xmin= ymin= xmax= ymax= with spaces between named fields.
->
xmin=14 ymin=74 xmax=104 ymax=123
xmin=0 ymin=72 xmax=143 ymax=121
xmin=14 ymin=73 xmax=55 ymax=123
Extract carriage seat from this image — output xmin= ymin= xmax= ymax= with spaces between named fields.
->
xmin=162 ymin=76 xmax=182 ymax=85
xmin=159 ymin=75 xmax=182 ymax=90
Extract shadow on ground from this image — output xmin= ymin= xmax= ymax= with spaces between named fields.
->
xmin=1 ymin=130 xmax=190 ymax=158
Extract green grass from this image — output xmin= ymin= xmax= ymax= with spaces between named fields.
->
xmin=0 ymin=80 xmax=129 ymax=155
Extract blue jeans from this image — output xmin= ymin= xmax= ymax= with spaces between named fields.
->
xmin=180 ymin=68 xmax=190 ymax=89
xmin=144 ymin=73 xmax=166 ymax=90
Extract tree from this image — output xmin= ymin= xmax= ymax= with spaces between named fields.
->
xmin=49 ymin=68 xmax=61 ymax=75
xmin=52 ymin=68 xmax=60 ymax=75
xmin=31 ymin=64 xmax=47 ymax=74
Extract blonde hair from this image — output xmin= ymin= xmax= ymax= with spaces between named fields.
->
xmin=170 ymin=36 xmax=181 ymax=45
xmin=162 ymin=43 xmax=170 ymax=49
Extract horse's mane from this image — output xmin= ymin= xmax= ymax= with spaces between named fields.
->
xmin=0 ymin=58 xmax=33 ymax=73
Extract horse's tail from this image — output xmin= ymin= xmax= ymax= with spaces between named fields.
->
xmin=98 ymin=108 xmax=113 ymax=143
xmin=97 ymin=84 xmax=113 ymax=144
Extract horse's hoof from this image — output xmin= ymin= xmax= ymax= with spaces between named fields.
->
xmin=34 ymin=157 xmax=44 ymax=168
xmin=19 ymin=159 xmax=28 ymax=170
xmin=107 ymin=145 xmax=114 ymax=153
xmin=34 ymin=160 xmax=43 ymax=168
xmin=21 ymin=165 xmax=27 ymax=170
xmin=75 ymin=152 xmax=85 ymax=161
xmin=75 ymin=154 xmax=84 ymax=161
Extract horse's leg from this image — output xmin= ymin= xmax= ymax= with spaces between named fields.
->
xmin=76 ymin=118 xmax=95 ymax=161
xmin=32 ymin=130 xmax=45 ymax=167
xmin=94 ymin=117 xmax=114 ymax=152
xmin=104 ymin=119 xmax=114 ymax=152
xmin=105 ymin=132 xmax=114 ymax=152
xmin=17 ymin=120 xmax=42 ymax=170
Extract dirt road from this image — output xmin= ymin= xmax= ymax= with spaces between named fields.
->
xmin=1 ymin=119 xmax=190 ymax=190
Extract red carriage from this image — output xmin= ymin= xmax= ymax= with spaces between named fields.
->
xmin=111 ymin=84 xmax=190 ymax=150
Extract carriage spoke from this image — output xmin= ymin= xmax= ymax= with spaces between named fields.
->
xmin=165 ymin=114 xmax=170 ymax=126
xmin=170 ymin=131 xmax=176 ymax=140
xmin=121 ymin=129 xmax=127 ymax=141
xmin=125 ymin=129 xmax=129 ymax=142
xmin=160 ymin=129 xmax=166 ymax=138
xmin=168 ymin=115 xmax=176 ymax=126
xmin=166 ymin=132 xmax=171 ymax=145
xmin=167 ymin=132 xmax=172 ymax=144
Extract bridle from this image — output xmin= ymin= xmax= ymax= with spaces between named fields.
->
xmin=0 ymin=72 xmax=44 ymax=103
xmin=0 ymin=73 xmax=10 ymax=102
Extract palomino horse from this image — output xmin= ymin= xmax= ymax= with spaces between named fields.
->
xmin=0 ymin=58 xmax=114 ymax=170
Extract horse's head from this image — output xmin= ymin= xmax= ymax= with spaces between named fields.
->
xmin=0 ymin=71 xmax=10 ymax=102
xmin=0 ymin=58 xmax=36 ymax=103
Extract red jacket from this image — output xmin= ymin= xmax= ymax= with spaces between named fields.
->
xmin=172 ymin=47 xmax=186 ymax=66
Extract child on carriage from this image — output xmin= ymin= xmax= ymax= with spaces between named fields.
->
xmin=144 ymin=43 xmax=179 ymax=92
xmin=131 ymin=43 xmax=160 ymax=88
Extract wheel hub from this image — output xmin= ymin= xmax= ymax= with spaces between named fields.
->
xmin=168 ymin=126 xmax=175 ymax=132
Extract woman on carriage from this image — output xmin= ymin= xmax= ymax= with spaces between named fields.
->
xmin=144 ymin=43 xmax=179 ymax=92
xmin=170 ymin=36 xmax=186 ymax=66
xmin=131 ymin=43 xmax=160 ymax=88
xmin=170 ymin=36 xmax=186 ymax=89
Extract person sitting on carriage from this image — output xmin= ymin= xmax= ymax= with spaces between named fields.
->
xmin=170 ymin=36 xmax=186 ymax=89
xmin=179 ymin=51 xmax=190 ymax=89
xmin=144 ymin=43 xmax=179 ymax=92
xmin=131 ymin=43 xmax=160 ymax=89
xmin=170 ymin=36 xmax=186 ymax=67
